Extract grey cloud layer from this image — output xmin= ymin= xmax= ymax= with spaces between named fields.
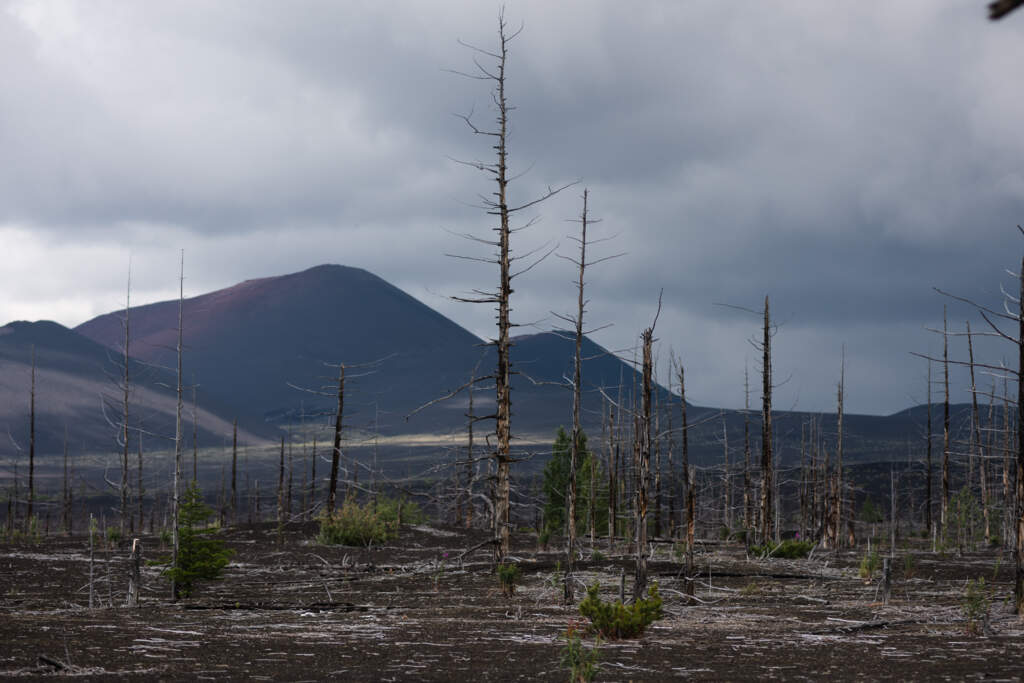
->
xmin=1 ymin=0 xmax=1022 ymax=415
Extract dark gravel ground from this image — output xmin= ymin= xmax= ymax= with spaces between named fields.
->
xmin=2 ymin=522 xmax=1022 ymax=681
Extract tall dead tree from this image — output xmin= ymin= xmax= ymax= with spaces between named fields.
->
xmin=633 ymin=301 xmax=659 ymax=601
xmin=942 ymin=306 xmax=950 ymax=532
xmin=759 ymin=296 xmax=774 ymax=545
xmin=27 ymin=345 xmax=35 ymax=526
xmin=230 ymin=419 xmax=238 ymax=523
xmin=967 ymin=322 xmax=990 ymax=538
xmin=450 ymin=12 xmax=570 ymax=562
xmin=119 ymin=266 xmax=131 ymax=533
xmin=835 ymin=347 xmax=846 ymax=549
xmin=327 ymin=363 xmax=345 ymax=514
xmin=926 ymin=359 xmax=933 ymax=535
xmin=743 ymin=366 xmax=753 ymax=535
xmin=171 ymin=250 xmax=184 ymax=601
xmin=678 ymin=360 xmax=690 ymax=537
xmin=62 ymin=425 xmax=70 ymax=535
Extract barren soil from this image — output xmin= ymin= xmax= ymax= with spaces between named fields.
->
xmin=1 ymin=523 xmax=1022 ymax=681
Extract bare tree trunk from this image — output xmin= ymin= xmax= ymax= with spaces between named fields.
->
xmin=564 ymin=189 xmax=592 ymax=597
xmin=310 ymin=437 xmax=317 ymax=519
xmin=634 ymin=320 xmax=656 ymax=602
xmin=654 ymin=396 xmax=662 ymax=538
xmin=171 ymin=251 xmax=184 ymax=601
xmin=127 ymin=539 xmax=142 ymax=607
xmin=231 ymin=419 xmax=238 ymax=523
xmin=760 ymin=296 xmax=773 ymax=545
xmin=120 ymin=266 xmax=131 ymax=534
xmin=191 ymin=387 xmax=198 ymax=483
xmin=926 ymin=360 xmax=933 ymax=537
xmin=723 ymin=416 xmax=731 ymax=531
xmin=327 ymin=364 xmax=345 ymax=513
xmin=678 ymin=361 xmax=690 ymax=538
xmin=277 ymin=435 xmax=285 ymax=528
xmin=62 ymin=426 xmax=71 ymax=535
xmin=1015 ymin=257 xmax=1024 ymax=615
xmin=838 ymin=352 xmax=845 ymax=548
xmin=607 ymin=403 xmax=616 ymax=551
xmin=743 ymin=366 xmax=753 ymax=536
xmin=27 ymin=345 xmax=35 ymax=528
xmin=799 ymin=422 xmax=807 ymax=541
xmin=942 ymin=306 xmax=950 ymax=533
xmin=287 ymin=426 xmax=293 ymax=517
xmin=134 ymin=428 xmax=143 ymax=532
xmin=966 ymin=322 xmax=990 ymax=541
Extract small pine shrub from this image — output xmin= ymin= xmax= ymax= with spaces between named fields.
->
xmin=590 ymin=550 xmax=605 ymax=562
xmin=859 ymin=549 xmax=881 ymax=580
xmin=751 ymin=539 xmax=813 ymax=559
xmin=578 ymin=581 xmax=663 ymax=640
xmin=375 ymin=496 xmax=426 ymax=527
xmin=317 ymin=500 xmax=396 ymax=546
xmin=159 ymin=482 xmax=234 ymax=597
xmin=561 ymin=620 xmax=600 ymax=682
xmin=106 ymin=526 xmax=122 ymax=546
xmin=498 ymin=562 xmax=521 ymax=597
xmin=964 ymin=577 xmax=990 ymax=635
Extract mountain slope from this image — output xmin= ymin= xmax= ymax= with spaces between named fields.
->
xmin=0 ymin=320 xmax=258 ymax=457
xmin=76 ymin=265 xmax=485 ymax=435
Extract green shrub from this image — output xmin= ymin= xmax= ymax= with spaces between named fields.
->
xmin=579 ymin=581 xmax=663 ymax=640
xmin=375 ymin=496 xmax=426 ymax=527
xmin=498 ymin=562 xmax=521 ymax=597
xmin=561 ymin=620 xmax=600 ymax=682
xmin=158 ymin=482 xmax=234 ymax=598
xmin=751 ymin=539 xmax=813 ymax=559
xmin=718 ymin=525 xmax=731 ymax=540
xmin=590 ymin=549 xmax=605 ymax=562
xmin=963 ymin=577 xmax=990 ymax=635
xmin=106 ymin=526 xmax=122 ymax=546
xmin=317 ymin=500 xmax=395 ymax=546
xmin=859 ymin=549 xmax=881 ymax=580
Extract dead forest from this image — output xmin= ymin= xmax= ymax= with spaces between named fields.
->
xmin=3 ymin=11 xmax=1024 ymax=682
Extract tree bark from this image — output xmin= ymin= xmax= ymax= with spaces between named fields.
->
xmin=760 ymin=296 xmax=774 ymax=545
xmin=633 ymin=324 xmax=654 ymax=602
xmin=327 ymin=364 xmax=345 ymax=514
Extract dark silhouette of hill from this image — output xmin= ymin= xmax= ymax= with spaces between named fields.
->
xmin=0 ymin=320 xmax=257 ymax=458
xmin=76 ymin=265 xmax=487 ymax=437
xmin=64 ymin=263 xmax=969 ymax=469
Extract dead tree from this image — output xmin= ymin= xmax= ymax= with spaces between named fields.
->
xmin=678 ymin=360 xmax=690 ymax=538
xmin=327 ymin=364 xmax=345 ymax=513
xmin=230 ymin=419 xmax=238 ymax=522
xmin=606 ymin=401 xmax=616 ymax=551
xmin=277 ymin=435 xmax=285 ymax=528
xmin=171 ymin=250 xmax=184 ymax=601
xmin=27 ymin=345 xmax=35 ymax=527
xmin=449 ymin=12 xmax=571 ymax=562
xmin=62 ymin=426 xmax=71 ymax=535
xmin=633 ymin=307 xmax=658 ymax=602
xmin=942 ymin=306 xmax=951 ymax=532
xmin=743 ymin=365 xmax=753 ymax=536
xmin=191 ymin=387 xmax=199 ymax=483
xmin=759 ymin=296 xmax=774 ymax=545
xmin=926 ymin=359 xmax=933 ymax=535
xmin=967 ymin=322 xmax=991 ymax=539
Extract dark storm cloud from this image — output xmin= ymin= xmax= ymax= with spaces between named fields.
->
xmin=1 ymin=1 xmax=1023 ymax=415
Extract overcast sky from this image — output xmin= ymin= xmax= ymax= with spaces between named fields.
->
xmin=2 ymin=1 xmax=1023 ymax=416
